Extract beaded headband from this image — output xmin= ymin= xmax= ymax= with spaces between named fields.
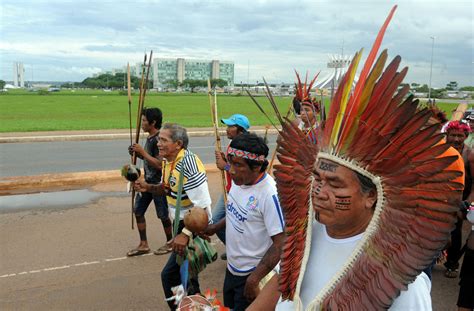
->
xmin=227 ymin=146 xmax=266 ymax=162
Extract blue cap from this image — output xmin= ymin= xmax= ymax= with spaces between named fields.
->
xmin=221 ymin=114 xmax=250 ymax=130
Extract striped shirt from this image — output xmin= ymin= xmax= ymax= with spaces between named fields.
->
xmin=162 ymin=148 xmax=212 ymax=221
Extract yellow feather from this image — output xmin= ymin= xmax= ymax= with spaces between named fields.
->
xmin=330 ymin=50 xmax=363 ymax=149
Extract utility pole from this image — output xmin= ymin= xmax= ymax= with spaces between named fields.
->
xmin=428 ymin=36 xmax=435 ymax=101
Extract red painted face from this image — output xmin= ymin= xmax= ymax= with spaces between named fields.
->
xmin=312 ymin=159 xmax=376 ymax=238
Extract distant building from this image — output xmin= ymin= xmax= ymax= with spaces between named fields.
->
xmin=13 ymin=62 xmax=25 ymax=88
xmin=152 ymin=58 xmax=234 ymax=87
xmin=314 ymin=54 xmax=358 ymax=91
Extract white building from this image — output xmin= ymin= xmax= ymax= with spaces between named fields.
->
xmin=314 ymin=54 xmax=358 ymax=91
xmin=13 ymin=62 xmax=25 ymax=88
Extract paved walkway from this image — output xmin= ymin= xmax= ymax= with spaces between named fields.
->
xmin=0 ymin=127 xmax=278 ymax=143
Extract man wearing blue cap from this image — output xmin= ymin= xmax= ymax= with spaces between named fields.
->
xmin=213 ymin=114 xmax=250 ymax=256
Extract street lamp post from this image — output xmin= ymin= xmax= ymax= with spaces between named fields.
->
xmin=428 ymin=36 xmax=435 ymax=101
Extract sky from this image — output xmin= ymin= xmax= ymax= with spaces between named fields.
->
xmin=1 ymin=0 xmax=472 ymax=87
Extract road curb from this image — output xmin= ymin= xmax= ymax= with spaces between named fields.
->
xmin=0 ymin=128 xmax=278 ymax=143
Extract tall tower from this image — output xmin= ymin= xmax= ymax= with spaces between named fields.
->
xmin=13 ymin=62 xmax=25 ymax=88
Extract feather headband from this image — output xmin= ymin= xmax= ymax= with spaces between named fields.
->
xmin=269 ymin=5 xmax=464 ymax=309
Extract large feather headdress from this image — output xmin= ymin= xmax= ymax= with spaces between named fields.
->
xmin=294 ymin=71 xmax=320 ymax=111
xmin=272 ymin=5 xmax=463 ymax=309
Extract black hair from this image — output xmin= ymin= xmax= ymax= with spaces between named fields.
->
xmin=229 ymin=132 xmax=269 ymax=172
xmin=293 ymin=97 xmax=301 ymax=114
xmin=142 ymin=107 xmax=163 ymax=129
xmin=355 ymin=171 xmax=376 ymax=194
xmin=235 ymin=125 xmax=247 ymax=134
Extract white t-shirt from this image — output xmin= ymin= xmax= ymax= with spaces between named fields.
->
xmin=276 ymin=221 xmax=432 ymax=310
xmin=226 ymin=174 xmax=284 ymax=276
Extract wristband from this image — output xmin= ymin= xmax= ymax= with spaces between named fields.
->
xmin=182 ymin=227 xmax=193 ymax=238
xmin=224 ymin=163 xmax=231 ymax=171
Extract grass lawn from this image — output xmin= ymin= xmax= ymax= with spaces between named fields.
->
xmin=0 ymin=89 xmax=294 ymax=132
xmin=0 ymin=89 xmax=467 ymax=132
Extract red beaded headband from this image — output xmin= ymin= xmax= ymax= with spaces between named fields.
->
xmin=227 ymin=146 xmax=266 ymax=162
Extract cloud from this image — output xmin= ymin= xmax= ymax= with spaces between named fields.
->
xmin=0 ymin=0 xmax=472 ymax=87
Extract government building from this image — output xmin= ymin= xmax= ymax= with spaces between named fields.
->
xmin=152 ymin=58 xmax=234 ymax=87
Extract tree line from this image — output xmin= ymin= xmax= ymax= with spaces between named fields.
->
xmin=59 ymin=73 xmax=228 ymax=92
xmin=399 ymin=81 xmax=473 ymax=98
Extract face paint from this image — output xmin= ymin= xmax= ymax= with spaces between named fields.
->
xmin=335 ymin=195 xmax=352 ymax=210
xmin=319 ymin=161 xmax=338 ymax=172
xmin=315 ymin=182 xmax=322 ymax=195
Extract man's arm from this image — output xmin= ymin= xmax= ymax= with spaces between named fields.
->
xmin=130 ymin=143 xmax=163 ymax=170
xmin=134 ymin=180 xmax=166 ymax=195
xmin=244 ymin=232 xmax=285 ymax=302
xmin=215 ymin=150 xmax=228 ymax=171
xmin=203 ymin=218 xmax=226 ymax=237
xmin=246 ymin=274 xmax=280 ymax=311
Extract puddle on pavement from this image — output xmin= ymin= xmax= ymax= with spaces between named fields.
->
xmin=0 ymin=189 xmax=126 ymax=213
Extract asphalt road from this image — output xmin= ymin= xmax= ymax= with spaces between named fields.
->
xmin=0 ymin=135 xmax=277 ymax=178
xmin=0 ymin=175 xmax=467 ymax=311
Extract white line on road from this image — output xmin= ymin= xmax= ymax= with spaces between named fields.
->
xmin=0 ymin=255 xmax=149 ymax=279
xmin=104 ymin=257 xmax=126 ymax=262
xmin=74 ymin=261 xmax=100 ymax=266
xmin=43 ymin=265 xmax=71 ymax=271
xmin=0 ymin=274 xmax=16 ymax=278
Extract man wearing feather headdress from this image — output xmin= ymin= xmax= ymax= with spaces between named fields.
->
xmin=293 ymin=72 xmax=321 ymax=145
xmin=444 ymin=120 xmax=474 ymax=278
xmin=247 ymin=5 xmax=463 ymax=310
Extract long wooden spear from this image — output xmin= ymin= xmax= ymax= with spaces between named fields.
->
xmin=208 ymin=79 xmax=227 ymax=203
xmin=127 ymin=63 xmax=135 ymax=229
xmin=130 ymin=51 xmax=153 ymax=229
xmin=132 ymin=53 xmax=148 ymax=164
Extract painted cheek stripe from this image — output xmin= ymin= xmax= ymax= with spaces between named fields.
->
xmin=335 ymin=195 xmax=352 ymax=210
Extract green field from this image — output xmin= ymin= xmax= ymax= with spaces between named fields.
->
xmin=0 ymin=89 xmax=464 ymax=132
xmin=0 ymin=89 xmax=294 ymax=132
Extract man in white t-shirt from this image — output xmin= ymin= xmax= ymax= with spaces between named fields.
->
xmin=204 ymin=132 xmax=285 ymax=311
xmin=248 ymin=7 xmax=463 ymax=309
xmin=249 ymin=157 xmax=436 ymax=310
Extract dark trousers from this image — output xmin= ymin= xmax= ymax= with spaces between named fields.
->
xmin=457 ymin=248 xmax=474 ymax=309
xmin=422 ymin=257 xmax=437 ymax=280
xmin=445 ymin=218 xmax=463 ymax=270
xmin=223 ymin=268 xmax=251 ymax=311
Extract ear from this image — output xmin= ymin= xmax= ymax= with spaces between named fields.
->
xmin=364 ymin=189 xmax=377 ymax=210
xmin=175 ymin=140 xmax=184 ymax=149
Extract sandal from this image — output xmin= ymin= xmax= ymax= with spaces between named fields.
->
xmin=127 ymin=248 xmax=150 ymax=257
xmin=444 ymin=268 xmax=458 ymax=278
xmin=154 ymin=244 xmax=172 ymax=255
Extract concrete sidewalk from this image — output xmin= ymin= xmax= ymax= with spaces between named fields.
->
xmin=0 ymin=126 xmax=278 ymax=143
xmin=0 ymin=165 xmax=220 ymax=196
